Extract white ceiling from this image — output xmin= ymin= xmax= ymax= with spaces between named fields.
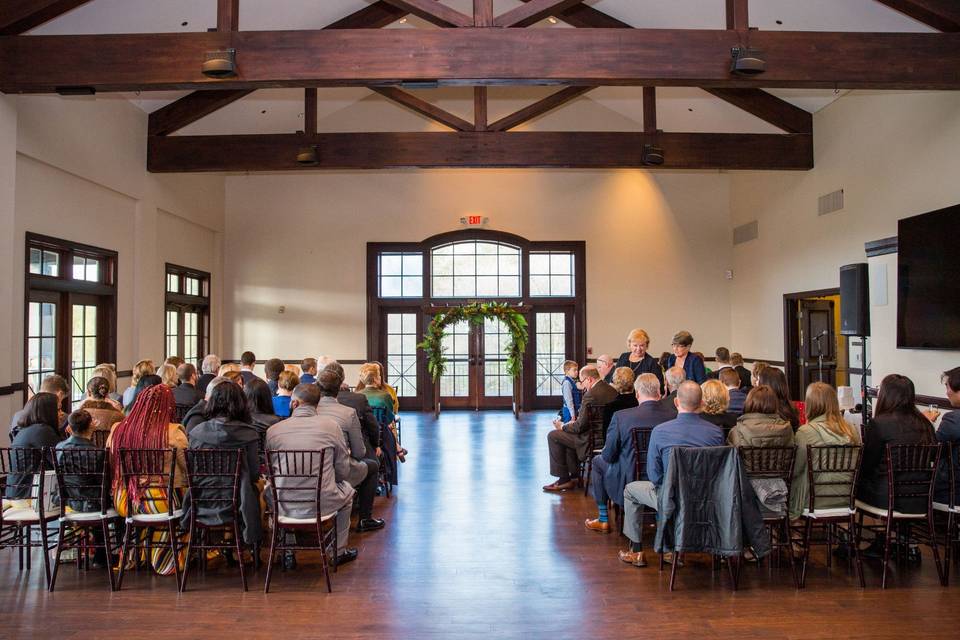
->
xmin=28 ymin=0 xmax=932 ymax=135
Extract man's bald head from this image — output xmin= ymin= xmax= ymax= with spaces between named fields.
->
xmin=675 ymin=381 xmax=703 ymax=413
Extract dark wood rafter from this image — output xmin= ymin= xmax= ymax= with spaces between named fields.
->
xmin=324 ymin=1 xmax=408 ymax=29
xmin=474 ymin=87 xmax=488 ymax=131
xmin=0 ymin=0 xmax=92 ymax=35
xmin=304 ymin=87 xmax=317 ymax=135
xmin=474 ymin=0 xmax=494 ymax=27
xmin=487 ymin=86 xmax=594 ymax=131
xmin=4 ymin=29 xmax=959 ymax=92
xmin=147 ymin=131 xmax=813 ymax=172
xmin=704 ymin=87 xmax=812 ymax=134
xmin=217 ymin=0 xmax=239 ymax=32
xmin=725 ymin=0 xmax=749 ymax=30
xmin=519 ymin=0 xmax=632 ymax=28
xmin=874 ymin=0 xmax=960 ymax=31
xmin=494 ymin=0 xmax=587 ymax=28
xmin=370 ymin=86 xmax=473 ymax=131
xmin=148 ymin=89 xmax=254 ymax=136
xmin=380 ymin=0 xmax=473 ymax=28
xmin=642 ymin=86 xmax=657 ymax=133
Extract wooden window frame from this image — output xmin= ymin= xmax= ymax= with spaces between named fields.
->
xmin=164 ymin=263 xmax=211 ymax=366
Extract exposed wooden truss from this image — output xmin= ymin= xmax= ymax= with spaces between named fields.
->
xmin=0 ymin=0 xmax=92 ymax=35
xmin=487 ymin=87 xmax=594 ymax=132
xmin=875 ymin=0 xmax=960 ymax=31
xmin=371 ymin=87 xmax=474 ymax=132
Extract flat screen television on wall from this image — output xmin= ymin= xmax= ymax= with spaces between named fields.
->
xmin=897 ymin=203 xmax=960 ymax=349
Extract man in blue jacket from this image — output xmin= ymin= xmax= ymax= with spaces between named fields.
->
xmin=584 ymin=373 xmax=675 ymax=533
xmin=618 ymin=381 xmax=723 ymax=568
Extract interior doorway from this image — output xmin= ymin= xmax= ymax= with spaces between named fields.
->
xmin=783 ymin=288 xmax=848 ymax=401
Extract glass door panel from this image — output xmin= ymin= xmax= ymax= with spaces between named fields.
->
xmin=70 ymin=303 xmax=98 ymax=402
xmin=27 ymin=297 xmax=58 ymax=395
xmin=439 ymin=320 xmax=472 ymax=407
xmin=480 ymin=317 xmax=513 ymax=408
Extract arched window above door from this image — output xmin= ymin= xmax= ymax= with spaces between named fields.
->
xmin=431 ymin=240 xmax=521 ymax=298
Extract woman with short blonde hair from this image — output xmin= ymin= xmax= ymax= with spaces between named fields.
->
xmin=611 ymin=367 xmax=636 ymax=394
xmin=701 ymin=379 xmax=737 ymax=430
xmin=358 ymin=362 xmax=408 ymax=462
xmin=159 ymin=363 xmax=178 ymax=389
xmin=614 ymin=328 xmax=664 ymax=392
xmin=122 ymin=359 xmax=156 ymax=407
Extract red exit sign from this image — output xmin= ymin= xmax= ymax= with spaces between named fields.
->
xmin=460 ymin=215 xmax=488 ymax=226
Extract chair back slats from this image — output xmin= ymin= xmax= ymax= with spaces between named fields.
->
xmin=184 ymin=448 xmax=243 ymax=512
xmin=946 ymin=442 xmax=958 ymax=509
xmin=585 ymin=404 xmax=607 ymax=450
xmin=265 ymin=449 xmax=328 ymax=518
xmin=630 ymin=427 xmax=654 ymax=482
xmin=739 ymin=446 xmax=797 ymax=480
xmin=116 ymin=447 xmax=179 ymax=516
xmin=0 ymin=447 xmax=49 ymax=517
xmin=805 ymin=444 xmax=862 ymax=512
xmin=91 ymin=430 xmax=110 ymax=449
xmin=885 ymin=443 xmax=941 ymax=504
xmin=53 ymin=448 xmax=111 ymax=516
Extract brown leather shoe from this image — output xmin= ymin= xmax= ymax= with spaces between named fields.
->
xmin=618 ymin=550 xmax=647 ymax=567
xmin=543 ymin=480 xmax=577 ymax=492
xmin=584 ymin=518 xmax=611 ymax=533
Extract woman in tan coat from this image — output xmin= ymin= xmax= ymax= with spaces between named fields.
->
xmin=728 ymin=385 xmax=794 ymax=448
xmin=76 ymin=376 xmax=124 ymax=433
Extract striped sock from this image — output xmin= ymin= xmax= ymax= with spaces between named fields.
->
xmin=598 ymin=503 xmax=608 ymax=524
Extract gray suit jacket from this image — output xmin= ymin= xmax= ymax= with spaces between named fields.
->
xmin=265 ymin=405 xmax=355 ymax=519
xmin=562 ymin=380 xmax=619 ymax=460
xmin=315 ymin=396 xmax=368 ymax=486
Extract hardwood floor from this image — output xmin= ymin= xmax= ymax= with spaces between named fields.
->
xmin=3 ymin=410 xmax=960 ymax=638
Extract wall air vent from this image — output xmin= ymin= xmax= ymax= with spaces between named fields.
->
xmin=733 ymin=220 xmax=759 ymax=246
xmin=818 ymin=189 xmax=844 ymax=216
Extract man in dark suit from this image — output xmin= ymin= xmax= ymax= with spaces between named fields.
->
xmin=239 ymin=351 xmax=258 ymax=385
xmin=197 ymin=354 xmax=220 ymax=396
xmin=707 ymin=347 xmax=734 ymax=380
xmin=172 ymin=363 xmax=203 ymax=417
xmin=720 ymin=368 xmax=747 ymax=415
xmin=585 ymin=373 xmax=675 ymax=533
xmin=543 ymin=365 xmax=618 ymax=492
xmin=658 ymin=366 xmax=684 ymax=417
xmin=731 ymin=353 xmax=753 ymax=391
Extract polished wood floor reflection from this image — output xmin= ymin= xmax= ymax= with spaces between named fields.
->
xmin=3 ymin=410 xmax=960 ymax=638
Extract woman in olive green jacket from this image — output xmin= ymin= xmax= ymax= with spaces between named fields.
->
xmin=789 ymin=382 xmax=861 ymax=518
xmin=728 ymin=385 xmax=795 ymax=448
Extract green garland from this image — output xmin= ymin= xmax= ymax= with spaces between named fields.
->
xmin=418 ymin=302 xmax=528 ymax=382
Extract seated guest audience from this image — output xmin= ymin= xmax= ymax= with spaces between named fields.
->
xmin=602 ymin=367 xmax=640 ymax=431
xmin=857 ymin=374 xmax=936 ymax=516
xmin=244 ymin=378 xmax=281 ymax=434
xmin=707 ymin=347 xmax=734 ymax=380
xmin=91 ymin=364 xmax=123 ymax=406
xmin=108 ymin=384 xmax=188 ymax=576
xmin=357 ymin=363 xmax=408 ymax=461
xmin=358 ymin=361 xmax=400 ymax=414
xmin=187 ymin=381 xmax=262 ymax=547
xmin=619 ymin=382 xmax=723 ymax=567
xmin=728 ymin=385 xmax=795 ymax=447
xmin=173 ymin=364 xmax=202 ymax=409
xmin=299 ymin=358 xmax=318 ymax=385
xmin=239 ymin=351 xmax=258 ymax=385
xmin=159 ymin=363 xmax=178 ymax=389
xmin=731 ymin=353 xmax=753 ymax=391
xmin=218 ymin=362 xmax=241 ymax=376
xmin=266 ymin=383 xmax=358 ymax=566
xmin=164 ymin=356 xmax=185 ymax=370
xmin=122 ymin=359 xmax=155 ymax=408
xmin=315 ymin=370 xmax=385 ymax=533
xmin=558 ymin=360 xmax=581 ymax=423
xmin=264 ymin=358 xmax=285 ymax=396
xmin=76 ymin=376 xmax=124 ymax=432
xmin=758 ymin=367 xmax=802 ymax=430
xmin=123 ymin=373 xmax=163 ymax=413
xmin=543 ymin=365 xmax=618 ymax=492
xmin=585 ymin=373 xmax=674 ymax=533
xmin=11 ymin=374 xmax=68 ymax=440
xmin=659 ymin=367 xmax=685 ymax=417
xmin=182 ymin=376 xmax=229 ymax=433
xmin=596 ymin=354 xmax=615 ymax=384
xmin=700 ymin=379 xmax=738 ymax=431
xmin=615 ymin=329 xmax=666 ymax=393
xmin=58 ymin=409 xmax=96 ymax=453
xmin=323 ymin=361 xmax=394 ymax=477
xmin=272 ymin=370 xmax=299 ymax=418
xmin=222 ymin=369 xmax=244 ymax=386
xmin=4 ymin=393 xmax=63 ymax=506
xmin=751 ymin=361 xmax=769 ymax=388
xmin=933 ymin=367 xmax=960 ymax=506
xmin=197 ymin=354 xmax=220 ymax=396
xmin=720 ymin=368 xmax=747 ymax=415
xmin=789 ymin=382 xmax=861 ymax=518
xmin=666 ymin=331 xmax=707 ymax=384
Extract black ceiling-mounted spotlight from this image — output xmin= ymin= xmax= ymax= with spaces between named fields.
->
xmin=296 ymin=146 xmax=319 ymax=166
xmin=202 ymin=48 xmax=237 ymax=78
xmin=55 ymin=86 xmax=96 ymax=96
xmin=642 ymin=143 xmax=664 ymax=166
xmin=730 ymin=47 xmax=766 ymax=75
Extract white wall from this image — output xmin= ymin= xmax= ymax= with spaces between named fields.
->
xmin=0 ymin=95 xmax=226 ymax=437
xmin=223 ymin=169 xmax=733 ymax=364
xmin=730 ymin=90 xmax=960 ymax=396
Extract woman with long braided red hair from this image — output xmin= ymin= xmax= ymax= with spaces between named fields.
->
xmin=107 ymin=383 xmax=188 ymax=575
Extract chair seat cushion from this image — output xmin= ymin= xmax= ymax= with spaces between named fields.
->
xmin=802 ymin=507 xmax=854 ymax=519
xmin=933 ymin=501 xmax=960 ymax=514
xmin=3 ymin=508 xmax=41 ymax=522
xmin=129 ymin=509 xmax=184 ymax=524
xmin=64 ymin=508 xmax=119 ymax=522
xmin=855 ymin=500 xmax=925 ymax=519
xmin=277 ymin=512 xmax=336 ymax=525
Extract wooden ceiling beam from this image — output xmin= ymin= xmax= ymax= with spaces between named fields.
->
xmin=0 ymin=0 xmax=92 ymax=35
xmin=487 ymin=86 xmax=594 ymax=131
xmin=148 ymin=89 xmax=253 ymax=136
xmin=523 ymin=0 xmax=631 ymax=28
xmin=304 ymin=87 xmax=317 ymax=135
xmin=474 ymin=87 xmax=487 ymax=131
xmin=325 ymin=2 xmax=408 ymax=29
xmin=495 ymin=0 xmax=587 ymax=28
xmin=217 ymin=0 xmax=239 ymax=32
xmin=474 ymin=0 xmax=494 ymax=27
xmin=704 ymin=88 xmax=812 ymax=134
xmin=147 ymin=131 xmax=813 ymax=172
xmin=4 ymin=29 xmax=958 ymax=92
xmin=874 ymin=0 xmax=960 ymax=32
xmin=371 ymin=86 xmax=474 ymax=131
xmin=379 ymin=0 xmax=472 ymax=28
xmin=642 ymin=87 xmax=657 ymax=133
xmin=725 ymin=0 xmax=749 ymax=30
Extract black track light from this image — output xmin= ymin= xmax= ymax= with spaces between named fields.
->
xmin=642 ymin=143 xmax=664 ymax=166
